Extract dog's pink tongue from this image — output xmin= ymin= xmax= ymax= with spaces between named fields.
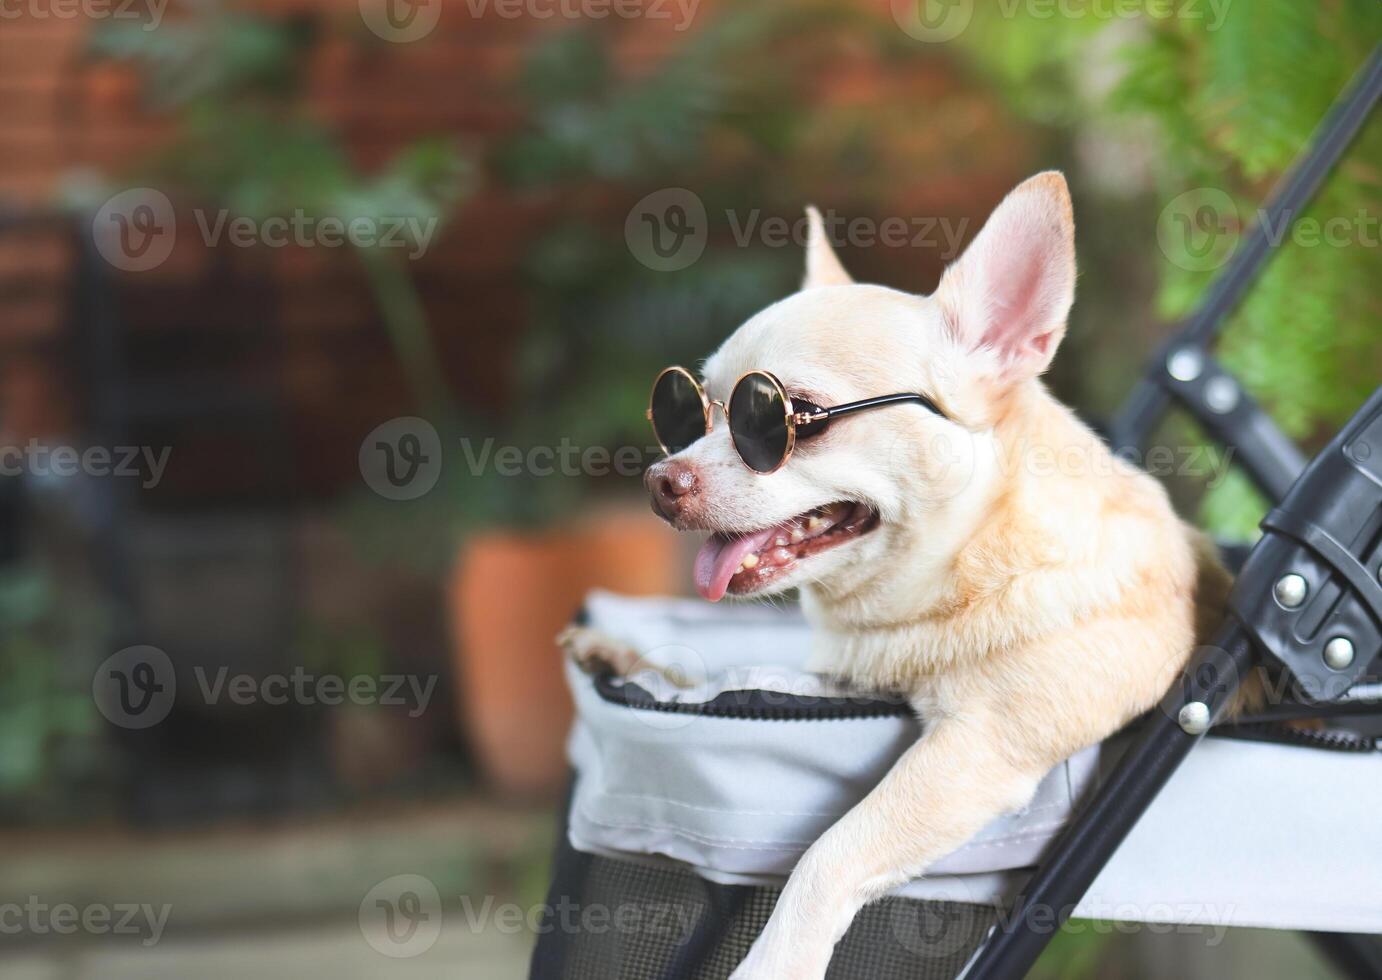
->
xmin=693 ymin=529 xmax=776 ymax=602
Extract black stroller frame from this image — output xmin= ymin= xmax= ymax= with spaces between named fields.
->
xmin=535 ymin=44 xmax=1382 ymax=980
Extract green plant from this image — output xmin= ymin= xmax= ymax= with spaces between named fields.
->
xmin=0 ymin=569 xmax=105 ymax=805
xmin=1113 ymin=1 xmax=1381 ymax=534
xmin=956 ymin=0 xmax=1381 ymax=536
xmin=295 ymin=617 xmax=387 ymax=682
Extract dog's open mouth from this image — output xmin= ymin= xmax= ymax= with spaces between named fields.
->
xmin=693 ymin=502 xmax=879 ymax=601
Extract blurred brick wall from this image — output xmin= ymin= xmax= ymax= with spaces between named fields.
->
xmin=0 ymin=1 xmax=1026 ymax=499
xmin=0 ymin=2 xmax=721 ymax=496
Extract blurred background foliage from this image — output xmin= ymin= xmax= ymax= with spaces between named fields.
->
xmin=486 ymin=0 xmax=1378 ymax=538
xmin=0 ymin=1 xmax=1376 ymax=975
xmin=953 ymin=0 xmax=1381 ymax=534
xmin=84 ymin=5 xmax=472 ymax=421
xmin=81 ymin=0 xmax=1379 ymax=543
xmin=5 ymin=0 xmax=1371 ymax=823
xmin=7 ymin=0 xmax=1373 ymax=819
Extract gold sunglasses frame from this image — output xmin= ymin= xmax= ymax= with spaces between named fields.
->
xmin=646 ymin=365 xmax=822 ymax=475
xmin=647 ymin=365 xmax=951 ymax=475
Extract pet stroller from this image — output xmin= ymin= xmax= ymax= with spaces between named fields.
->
xmin=530 ymin=46 xmax=1382 ymax=980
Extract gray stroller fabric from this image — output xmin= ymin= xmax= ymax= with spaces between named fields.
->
xmin=566 ymin=591 xmax=1382 ymax=934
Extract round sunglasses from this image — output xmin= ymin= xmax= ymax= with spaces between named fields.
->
xmin=647 ymin=366 xmax=949 ymax=474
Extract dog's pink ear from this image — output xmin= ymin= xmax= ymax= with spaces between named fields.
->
xmin=802 ymin=206 xmax=853 ymax=289
xmin=936 ymin=172 xmax=1075 ymax=383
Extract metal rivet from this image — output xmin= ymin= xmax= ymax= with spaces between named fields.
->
xmin=1203 ymin=376 xmax=1239 ymax=414
xmin=1324 ymin=637 xmax=1355 ymax=670
xmin=1274 ymin=574 xmax=1308 ymax=609
xmin=1178 ymin=701 xmax=1211 ymax=735
xmin=1166 ymin=348 xmax=1204 ymax=382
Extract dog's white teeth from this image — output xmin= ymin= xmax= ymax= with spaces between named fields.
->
xmin=790 ymin=528 xmax=805 ymax=543
xmin=774 ymin=536 xmax=788 ymax=547
xmin=768 ymin=548 xmax=794 ymax=565
xmin=740 ymin=553 xmax=759 ymax=570
xmin=807 ymin=516 xmax=823 ymax=531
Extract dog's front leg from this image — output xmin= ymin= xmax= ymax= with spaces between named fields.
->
xmin=728 ymin=716 xmax=1043 ymax=980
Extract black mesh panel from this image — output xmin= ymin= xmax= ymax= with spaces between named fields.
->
xmin=531 ymin=809 xmax=996 ymax=980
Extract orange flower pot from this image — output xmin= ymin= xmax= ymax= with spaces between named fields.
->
xmin=450 ymin=507 xmax=681 ymax=798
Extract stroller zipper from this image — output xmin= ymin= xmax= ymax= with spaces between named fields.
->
xmin=593 ymin=673 xmax=916 ymax=722
xmin=1208 ymin=720 xmax=1379 ymax=753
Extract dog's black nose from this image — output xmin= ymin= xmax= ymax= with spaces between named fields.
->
xmin=646 ymin=460 xmax=698 ymax=522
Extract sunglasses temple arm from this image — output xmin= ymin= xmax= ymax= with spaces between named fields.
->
xmin=815 ymin=393 xmax=947 ymax=422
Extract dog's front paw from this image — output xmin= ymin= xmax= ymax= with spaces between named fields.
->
xmin=556 ymin=625 xmax=643 ymax=677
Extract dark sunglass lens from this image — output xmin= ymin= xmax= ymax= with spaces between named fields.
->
xmin=729 ymin=373 xmax=790 ymax=473
xmin=651 ymin=370 xmax=707 ymax=455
